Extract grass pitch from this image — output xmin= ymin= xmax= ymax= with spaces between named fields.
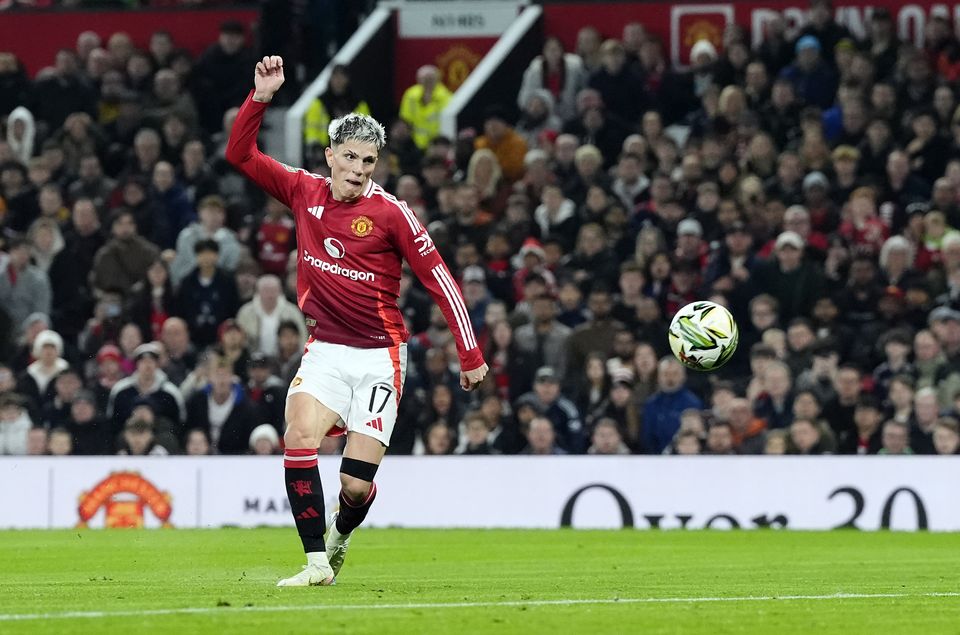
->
xmin=0 ymin=528 xmax=958 ymax=634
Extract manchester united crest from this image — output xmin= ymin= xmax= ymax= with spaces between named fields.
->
xmin=351 ymin=215 xmax=374 ymax=237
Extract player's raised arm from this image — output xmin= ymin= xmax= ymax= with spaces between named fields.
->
xmin=392 ymin=213 xmax=488 ymax=390
xmin=225 ymin=55 xmax=304 ymax=207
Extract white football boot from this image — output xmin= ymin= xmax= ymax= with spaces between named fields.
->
xmin=325 ymin=512 xmax=351 ymax=577
xmin=276 ymin=556 xmax=335 ymax=587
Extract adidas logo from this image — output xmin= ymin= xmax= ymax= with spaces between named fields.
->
xmin=364 ymin=417 xmax=383 ymax=432
xmin=296 ymin=507 xmax=320 ymax=520
xmin=307 ymin=205 xmax=324 ymax=219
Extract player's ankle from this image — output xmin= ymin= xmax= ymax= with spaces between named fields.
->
xmin=306 ymin=551 xmax=331 ymax=569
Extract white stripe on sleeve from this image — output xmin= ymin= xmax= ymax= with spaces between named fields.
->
xmin=431 ymin=265 xmax=477 ymax=350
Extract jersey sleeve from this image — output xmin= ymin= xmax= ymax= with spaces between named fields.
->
xmin=389 ymin=203 xmax=485 ymax=372
xmin=225 ymin=90 xmax=304 ymax=208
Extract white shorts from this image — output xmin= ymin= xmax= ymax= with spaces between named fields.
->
xmin=286 ymin=338 xmax=407 ymax=446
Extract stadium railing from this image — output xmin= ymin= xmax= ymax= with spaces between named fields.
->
xmin=440 ymin=4 xmax=542 ymax=139
xmin=283 ymin=5 xmax=393 ymax=166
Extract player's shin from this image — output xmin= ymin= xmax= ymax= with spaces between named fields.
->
xmin=284 ymin=449 xmax=327 ymax=553
xmin=336 ymin=481 xmax=377 ymax=534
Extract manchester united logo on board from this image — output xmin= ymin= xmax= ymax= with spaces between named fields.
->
xmin=77 ymin=471 xmax=173 ymax=529
xmin=351 ymin=216 xmax=374 ymax=237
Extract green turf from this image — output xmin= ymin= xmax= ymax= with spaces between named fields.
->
xmin=0 ymin=528 xmax=958 ymax=634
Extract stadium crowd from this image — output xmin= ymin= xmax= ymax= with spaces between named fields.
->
xmin=3 ymin=1 xmax=960 ymax=458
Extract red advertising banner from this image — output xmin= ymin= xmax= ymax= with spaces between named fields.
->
xmin=393 ymin=36 xmax=497 ymax=103
xmin=543 ymin=1 xmax=960 ymax=68
xmin=0 ymin=8 xmax=258 ymax=77
xmin=391 ymin=2 xmax=519 ymax=103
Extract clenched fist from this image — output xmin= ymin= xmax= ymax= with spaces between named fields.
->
xmin=253 ymin=55 xmax=285 ymax=103
xmin=460 ymin=363 xmax=489 ymax=392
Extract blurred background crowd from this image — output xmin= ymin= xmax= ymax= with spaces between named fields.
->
xmin=2 ymin=0 xmax=960 ymax=458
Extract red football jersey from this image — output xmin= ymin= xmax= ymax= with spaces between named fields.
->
xmin=256 ymin=216 xmax=296 ymax=275
xmin=227 ymin=92 xmax=484 ymax=371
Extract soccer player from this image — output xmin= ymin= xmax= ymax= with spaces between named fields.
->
xmin=226 ymin=56 xmax=488 ymax=587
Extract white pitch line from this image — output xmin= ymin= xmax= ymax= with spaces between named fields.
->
xmin=0 ymin=592 xmax=958 ymax=622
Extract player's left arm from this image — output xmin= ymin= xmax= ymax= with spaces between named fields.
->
xmin=390 ymin=208 xmax=488 ymax=390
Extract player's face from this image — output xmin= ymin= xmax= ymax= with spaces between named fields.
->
xmin=325 ymin=141 xmax=378 ymax=202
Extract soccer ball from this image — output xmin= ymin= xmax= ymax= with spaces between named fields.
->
xmin=668 ymin=301 xmax=739 ymax=371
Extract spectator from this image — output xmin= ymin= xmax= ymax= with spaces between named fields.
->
xmin=304 ymin=64 xmax=371 ymax=154
xmin=157 ymin=317 xmax=196 ymax=387
xmin=235 ymin=274 xmax=306 ymax=356
xmin=573 ymin=352 xmax=610 ymax=421
xmin=474 ymin=107 xmax=528 ymax=183
xmin=0 ymin=237 xmax=52 ymax=330
xmin=764 ymin=429 xmax=788 ymax=454
xmin=752 ymin=231 xmax=825 ymax=322
xmin=91 ymin=209 xmax=161 ymax=296
xmin=752 ymin=353 xmax=795 ymax=426
xmin=588 ymin=373 xmax=641 ymax=448
xmin=48 ymin=427 xmax=73 ymax=456
xmin=588 ymin=39 xmax=649 ymax=123
xmin=175 ymin=239 xmax=240 ymax=348
xmin=31 ymin=49 xmax=97 ymax=130
xmin=276 ymin=319 xmax=305 ymax=385
xmin=911 ymin=387 xmax=940 ymax=454
xmin=484 ymin=320 xmax=537 ymax=405
xmin=249 ymin=423 xmax=281 ymax=456
xmin=17 ymin=329 xmax=68 ymax=409
xmin=514 ymin=366 xmax=585 ymax=453
xmin=178 ymin=139 xmax=219 ymax=206
xmin=107 ymin=342 xmax=184 ymax=438
xmin=185 ymin=354 xmax=257 ymax=455
xmin=38 ymin=366 xmax=82 ymax=429
xmin=705 ymin=421 xmax=736 ymax=455
xmin=518 ymin=36 xmax=586 ymax=123
xmin=727 ymin=397 xmax=768 ymax=454
xmin=642 ymin=357 xmax=703 ymax=454
xmin=787 ymin=418 xmax=834 ymax=454
xmin=515 ymin=90 xmax=563 ymax=152
xmin=933 ymin=417 xmax=960 ymax=454
xmin=838 ymin=394 xmax=884 ymax=455
xmin=67 ymin=155 xmax=115 ymax=212
xmin=184 ymin=428 xmax=212 ymax=456
xmin=0 ymin=52 xmax=30 ymax=118
xmin=565 ymin=287 xmax=621 ymax=375
xmin=26 ymin=427 xmax=48 ymax=456
xmin=194 ymin=20 xmax=255 ymax=133
xmin=567 ymin=223 xmax=620 ymax=293
xmin=170 ymin=195 xmax=241 ymax=285
xmin=65 ymin=389 xmax=112 ymax=455
xmin=588 ymin=417 xmax=631 ymax=455
xmin=675 ymin=430 xmax=703 ymax=455
xmin=399 ymin=65 xmax=452 ymax=151
xmin=521 ymin=415 xmax=566 ymax=455
xmin=0 ymin=392 xmax=31 ymax=455
xmin=878 ymin=420 xmax=913 ymax=455
xmin=6 ymin=106 xmax=35 ymax=165
xmin=117 ymin=416 xmax=168 ymax=456
xmin=514 ymin=294 xmax=571 ymax=375
xmin=252 ymin=197 xmax=296 ymax=277
xmin=126 ymin=258 xmax=177 ymax=343
xmin=244 ymin=351 xmax=286 ymax=433
xmin=466 ymin=149 xmax=511 ymax=219
xmin=456 ymin=413 xmax=498 ymax=455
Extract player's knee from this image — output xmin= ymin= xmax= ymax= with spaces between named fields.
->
xmin=339 ymin=457 xmax=379 ymax=502
xmin=283 ymin=424 xmax=318 ymax=450
xmin=339 ymin=474 xmax=372 ymax=502
xmin=284 ymin=406 xmax=319 ymax=448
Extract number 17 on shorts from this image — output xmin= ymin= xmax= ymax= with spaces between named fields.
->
xmin=287 ymin=340 xmax=407 ymax=446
